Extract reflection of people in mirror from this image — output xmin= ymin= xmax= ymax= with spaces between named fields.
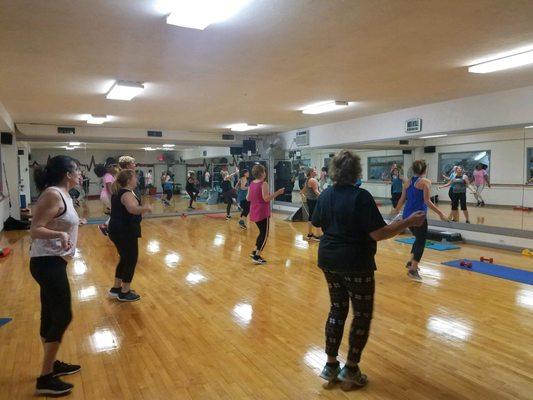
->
xmin=472 ymin=164 xmax=491 ymax=207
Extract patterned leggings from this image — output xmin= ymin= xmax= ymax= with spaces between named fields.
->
xmin=323 ymin=270 xmax=374 ymax=364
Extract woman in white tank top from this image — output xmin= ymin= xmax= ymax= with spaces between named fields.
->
xmin=29 ymin=155 xmax=86 ymax=396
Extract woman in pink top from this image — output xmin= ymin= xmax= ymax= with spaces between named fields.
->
xmin=472 ymin=164 xmax=490 ymax=207
xmin=100 ymin=166 xmax=117 ymax=213
xmin=246 ymin=164 xmax=284 ymax=265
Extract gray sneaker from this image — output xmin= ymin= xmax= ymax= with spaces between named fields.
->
xmin=407 ymin=269 xmax=422 ymax=281
xmin=319 ymin=363 xmax=341 ymax=382
xmin=337 ymin=366 xmax=368 ymax=391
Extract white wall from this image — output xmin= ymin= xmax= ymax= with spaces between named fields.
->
xmin=179 ymin=146 xmax=231 ymax=161
xmin=278 ymin=86 xmax=533 ymax=149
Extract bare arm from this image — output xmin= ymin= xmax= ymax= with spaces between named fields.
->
xmin=422 ymin=181 xmax=446 ymax=219
xmin=485 ymin=174 xmax=491 ymax=187
xmin=370 ymin=212 xmax=425 ymax=241
xmin=392 ymin=183 xmax=408 ymax=214
xmin=30 ymin=190 xmax=64 ymax=240
xmin=261 ymin=181 xmax=283 ymax=202
xmin=105 ymin=182 xmax=113 ymax=194
xmin=121 ymin=192 xmax=151 ymax=215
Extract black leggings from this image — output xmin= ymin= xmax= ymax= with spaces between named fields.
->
xmin=255 ymin=218 xmax=270 ymax=252
xmin=110 ymin=234 xmax=139 ymax=283
xmin=187 ymin=190 xmax=198 ymax=207
xmin=165 ymin=189 xmax=173 ymax=201
xmin=30 ymin=256 xmax=72 ymax=343
xmin=240 ymin=199 xmax=250 ymax=218
xmin=323 ymin=270 xmax=374 ymax=364
xmin=451 ymin=192 xmax=467 ymax=211
xmin=408 ymin=218 xmax=428 ymax=262
xmin=391 ymin=192 xmax=401 ymax=208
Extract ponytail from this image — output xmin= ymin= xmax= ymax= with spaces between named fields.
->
xmin=112 ymin=169 xmax=136 ymax=195
xmin=34 ymin=156 xmax=77 ymax=192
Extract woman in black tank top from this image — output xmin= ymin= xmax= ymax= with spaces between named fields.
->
xmin=108 ymin=170 xmax=152 ymax=302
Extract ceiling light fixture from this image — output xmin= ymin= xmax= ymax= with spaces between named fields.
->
xmin=166 ymin=0 xmax=252 ymax=30
xmin=229 ymin=123 xmax=260 ymax=132
xmin=69 ymin=142 xmax=81 ymax=146
xmin=162 ymin=144 xmax=175 ymax=148
xmin=64 ymin=146 xmax=76 ymax=150
xmin=143 ymin=147 xmax=156 ymax=151
xmin=106 ymin=80 xmax=144 ymax=100
xmin=302 ymin=100 xmax=349 ymax=115
xmin=419 ymin=134 xmax=448 ymax=139
xmin=86 ymin=114 xmax=108 ymax=125
xmin=525 ymin=125 xmax=533 ymax=129
xmin=468 ymin=49 xmax=533 ymax=73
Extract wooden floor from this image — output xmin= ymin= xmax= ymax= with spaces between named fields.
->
xmin=0 ymin=214 xmax=532 ymax=399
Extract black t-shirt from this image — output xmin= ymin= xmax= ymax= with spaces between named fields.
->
xmin=109 ymin=189 xmax=142 ymax=237
xmin=221 ymin=180 xmax=231 ymax=193
xmin=312 ymin=185 xmax=386 ymax=272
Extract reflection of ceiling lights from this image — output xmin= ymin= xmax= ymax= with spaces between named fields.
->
xmin=525 ymin=125 xmax=533 ymax=129
xmin=468 ymin=49 xmax=533 ymax=73
xmin=163 ymin=144 xmax=175 ymax=148
xmin=229 ymin=123 xmax=260 ymax=132
xmin=166 ymin=0 xmax=252 ymax=30
xmin=419 ymin=134 xmax=447 ymax=139
xmin=474 ymin=151 xmax=487 ymax=161
xmin=64 ymin=146 xmax=76 ymax=150
xmin=302 ymin=100 xmax=349 ymax=114
xmin=427 ymin=316 xmax=472 ymax=341
xmin=91 ymin=329 xmax=119 ymax=352
xmin=69 ymin=142 xmax=81 ymax=146
xmin=106 ymin=80 xmax=144 ymax=100
xmin=86 ymin=114 xmax=108 ymax=124
xmin=143 ymin=147 xmax=156 ymax=151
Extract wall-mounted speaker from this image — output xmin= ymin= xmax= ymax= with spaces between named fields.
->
xmin=402 ymin=149 xmax=412 ymax=154
xmin=399 ymin=140 xmax=409 ymax=145
xmin=424 ymin=146 xmax=436 ymax=153
xmin=18 ymin=149 xmax=25 ymax=155
xmin=1 ymin=132 xmax=13 ymax=145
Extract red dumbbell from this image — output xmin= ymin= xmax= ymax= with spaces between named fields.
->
xmin=460 ymin=260 xmax=472 ymax=268
xmin=480 ymin=257 xmax=493 ymax=263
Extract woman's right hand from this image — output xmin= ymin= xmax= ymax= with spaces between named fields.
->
xmin=143 ymin=205 xmax=153 ymax=214
xmin=275 ymin=188 xmax=285 ymax=197
xmin=438 ymin=211 xmax=448 ymax=222
xmin=407 ymin=211 xmax=426 ymax=227
xmin=59 ymin=232 xmax=72 ymax=251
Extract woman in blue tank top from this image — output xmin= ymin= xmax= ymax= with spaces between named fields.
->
xmin=393 ymin=160 xmax=447 ymax=281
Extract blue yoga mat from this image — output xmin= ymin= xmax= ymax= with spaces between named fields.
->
xmin=442 ymin=260 xmax=533 ymax=285
xmin=395 ymin=237 xmax=460 ymax=251
xmin=0 ymin=317 xmax=12 ymax=328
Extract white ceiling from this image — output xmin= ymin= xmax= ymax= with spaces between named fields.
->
xmin=24 ymin=141 xmax=191 ymax=151
xmin=1 ymin=0 xmax=533 ymax=135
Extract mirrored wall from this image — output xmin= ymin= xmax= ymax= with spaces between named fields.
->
xmin=274 ymin=126 xmax=533 ymax=233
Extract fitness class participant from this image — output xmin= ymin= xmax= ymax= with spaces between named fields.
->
xmin=100 ymin=165 xmax=117 ymax=215
xmin=300 ymin=167 xmax=321 ymax=241
xmin=247 ymin=164 xmax=284 ymax=264
xmin=162 ymin=172 xmax=174 ymax=206
xmin=30 ymin=156 xmax=85 ymax=395
xmin=394 ymin=160 xmax=447 ymax=280
xmin=237 ymin=169 xmax=250 ymax=229
xmin=389 ymin=166 xmax=403 ymax=208
xmin=440 ymin=166 xmax=471 ymax=223
xmin=473 ymin=164 xmax=490 ymax=206
xmin=186 ymin=171 xmax=199 ymax=209
xmin=312 ymin=150 xmax=426 ymax=388
xmin=221 ymin=168 xmax=239 ymax=220
xmin=108 ymin=169 xmax=152 ymax=301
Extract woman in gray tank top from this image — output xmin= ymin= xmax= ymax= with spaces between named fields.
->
xmin=440 ymin=166 xmax=471 ymax=223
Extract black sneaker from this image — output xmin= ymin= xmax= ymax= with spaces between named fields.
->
xmin=36 ymin=373 xmax=73 ymax=395
xmin=108 ymin=287 xmax=121 ymax=298
xmin=305 ymin=234 xmax=313 ymax=241
xmin=225 ymin=215 xmax=232 ymax=220
xmin=252 ymin=255 xmax=267 ymax=265
xmin=249 ymin=251 xmax=257 ymax=259
xmin=118 ymin=291 xmax=141 ymax=302
xmin=53 ymin=360 xmax=81 ymax=377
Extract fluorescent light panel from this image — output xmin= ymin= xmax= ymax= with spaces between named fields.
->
xmin=106 ymin=80 xmax=144 ymax=100
xmin=419 ymin=134 xmax=448 ymax=139
xmin=302 ymin=100 xmax=349 ymax=115
xmin=229 ymin=123 xmax=260 ymax=132
xmin=163 ymin=144 xmax=175 ymax=148
xmin=525 ymin=125 xmax=533 ymax=129
xmin=468 ymin=49 xmax=533 ymax=73
xmin=143 ymin=147 xmax=156 ymax=151
xmin=69 ymin=142 xmax=81 ymax=146
xmin=86 ymin=115 xmax=108 ymax=124
xmin=166 ymin=0 xmax=252 ymax=30
xmin=64 ymin=146 xmax=76 ymax=150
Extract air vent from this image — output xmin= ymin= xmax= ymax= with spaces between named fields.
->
xmin=57 ymin=127 xmax=76 ymax=135
xmin=399 ymin=140 xmax=409 ymax=145
xmin=18 ymin=149 xmax=24 ymax=155
xmin=295 ymin=129 xmax=309 ymax=146
xmin=222 ymin=134 xmax=235 ymax=141
xmin=147 ymin=130 xmax=163 ymax=137
xmin=402 ymin=149 xmax=412 ymax=154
